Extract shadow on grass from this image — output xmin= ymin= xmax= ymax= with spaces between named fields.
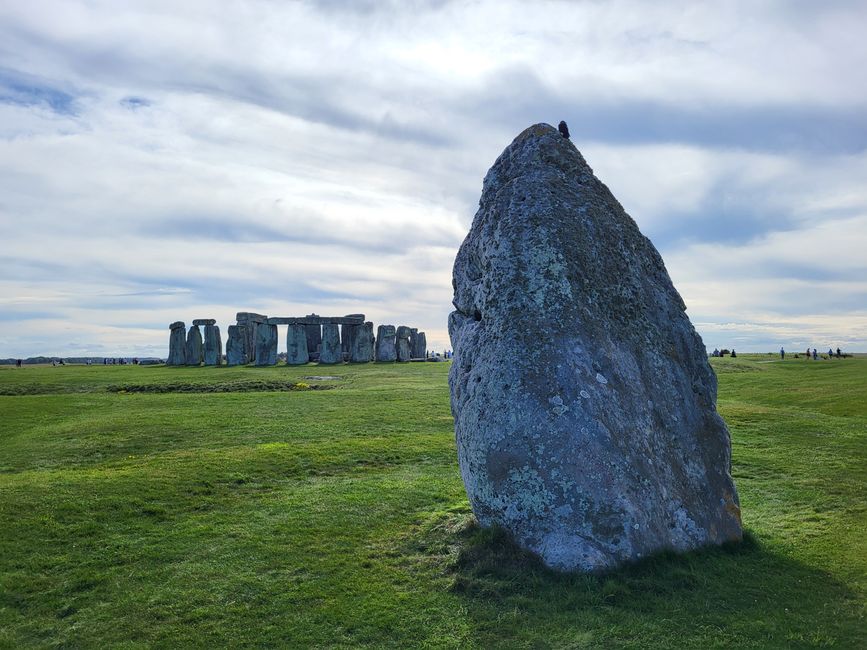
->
xmin=431 ymin=518 xmax=859 ymax=647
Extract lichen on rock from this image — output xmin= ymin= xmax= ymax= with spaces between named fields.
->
xmin=448 ymin=123 xmax=742 ymax=572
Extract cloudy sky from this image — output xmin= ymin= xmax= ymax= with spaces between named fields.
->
xmin=1 ymin=0 xmax=866 ymax=358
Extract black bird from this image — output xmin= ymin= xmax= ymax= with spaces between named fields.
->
xmin=558 ymin=120 xmax=570 ymax=139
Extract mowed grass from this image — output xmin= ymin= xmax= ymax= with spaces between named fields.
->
xmin=0 ymin=357 xmax=864 ymax=648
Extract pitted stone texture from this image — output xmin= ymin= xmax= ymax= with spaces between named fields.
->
xmin=320 ymin=324 xmax=342 ymax=364
xmin=255 ymin=323 xmax=278 ymax=366
xmin=203 ymin=324 xmax=222 ymax=366
xmin=185 ymin=325 xmax=203 ymax=366
xmin=350 ymin=322 xmax=375 ymax=362
xmin=226 ymin=325 xmax=247 ymax=366
xmin=396 ymin=326 xmax=412 ymax=362
xmin=375 ymin=325 xmax=397 ymax=362
xmin=286 ymin=324 xmax=310 ymax=365
xmin=449 ymin=123 xmax=742 ymax=573
xmin=167 ymin=323 xmax=187 ymax=365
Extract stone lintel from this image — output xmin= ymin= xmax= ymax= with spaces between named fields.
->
xmin=236 ymin=312 xmax=268 ymax=323
xmin=192 ymin=319 xmax=216 ymax=326
xmin=169 ymin=321 xmax=185 ymax=330
xmin=266 ymin=315 xmax=365 ymax=326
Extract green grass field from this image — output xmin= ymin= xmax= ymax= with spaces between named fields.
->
xmin=1 ymin=356 xmax=864 ymax=648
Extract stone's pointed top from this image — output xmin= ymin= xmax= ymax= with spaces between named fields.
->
xmin=169 ymin=321 xmax=185 ymax=330
xmin=192 ymin=319 xmax=216 ymax=326
xmin=481 ymin=123 xmax=592 ymax=199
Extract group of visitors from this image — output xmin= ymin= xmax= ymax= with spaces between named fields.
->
xmin=780 ymin=347 xmax=843 ymax=360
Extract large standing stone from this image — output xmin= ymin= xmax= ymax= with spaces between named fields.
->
xmin=203 ymin=324 xmax=222 ymax=366
xmin=320 ymin=323 xmax=342 ymax=364
xmin=286 ymin=324 xmax=309 ymax=365
xmin=185 ymin=325 xmax=203 ymax=366
xmin=375 ymin=325 xmax=397 ymax=362
xmin=350 ymin=322 xmax=375 ymax=362
xmin=236 ymin=312 xmax=267 ymax=363
xmin=396 ymin=326 xmax=412 ymax=362
xmin=167 ymin=322 xmax=187 ymax=365
xmin=255 ymin=323 xmax=278 ymax=366
xmin=341 ymin=314 xmax=365 ymax=361
xmin=305 ymin=314 xmax=322 ymax=358
xmin=226 ymin=325 xmax=247 ymax=366
xmin=448 ymin=123 xmax=742 ymax=573
xmin=411 ymin=331 xmax=427 ymax=358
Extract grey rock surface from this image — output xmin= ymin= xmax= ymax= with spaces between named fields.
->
xmin=341 ymin=314 xmax=365 ymax=359
xmin=167 ymin=322 xmax=187 ymax=365
xmin=375 ymin=325 xmax=397 ymax=362
xmin=449 ymin=123 xmax=742 ymax=572
xmin=192 ymin=318 xmax=216 ymax=326
xmin=413 ymin=331 xmax=427 ymax=358
xmin=320 ymin=323 xmax=342 ymax=364
xmin=396 ymin=326 xmax=412 ymax=362
xmin=185 ymin=325 xmax=203 ymax=366
xmin=236 ymin=312 xmax=267 ymax=362
xmin=203 ymin=324 xmax=222 ymax=366
xmin=350 ymin=322 xmax=375 ymax=362
xmin=255 ymin=323 xmax=278 ymax=366
xmin=226 ymin=325 xmax=247 ymax=366
xmin=286 ymin=324 xmax=310 ymax=365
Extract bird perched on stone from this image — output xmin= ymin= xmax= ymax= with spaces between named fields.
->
xmin=558 ymin=120 xmax=570 ymax=139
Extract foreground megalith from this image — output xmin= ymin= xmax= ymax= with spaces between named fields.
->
xmin=448 ymin=123 xmax=742 ymax=572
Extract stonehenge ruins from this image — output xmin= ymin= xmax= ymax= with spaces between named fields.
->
xmin=167 ymin=313 xmax=429 ymax=366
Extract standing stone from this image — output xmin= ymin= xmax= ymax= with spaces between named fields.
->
xmin=255 ymin=323 xmax=278 ymax=366
xmin=226 ymin=325 xmax=247 ymax=366
xmin=375 ymin=325 xmax=397 ymax=362
xmin=305 ymin=314 xmax=322 ymax=358
xmin=411 ymin=331 xmax=427 ymax=358
xmin=203 ymin=324 xmax=222 ymax=366
xmin=167 ymin=321 xmax=187 ymax=365
xmin=320 ymin=323 xmax=342 ymax=364
xmin=396 ymin=326 xmax=412 ymax=362
xmin=185 ymin=325 xmax=203 ymax=366
xmin=236 ymin=312 xmax=267 ymax=363
xmin=286 ymin=324 xmax=309 ymax=365
xmin=350 ymin=322 xmax=375 ymax=363
xmin=341 ymin=314 xmax=365 ymax=361
xmin=409 ymin=328 xmax=419 ymax=358
xmin=449 ymin=123 xmax=742 ymax=573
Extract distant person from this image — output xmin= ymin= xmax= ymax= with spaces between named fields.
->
xmin=730 ymin=349 xmax=737 ymax=358
xmin=558 ymin=120 xmax=570 ymax=139
xmin=780 ymin=347 xmax=785 ymax=359
xmin=812 ymin=348 xmax=818 ymax=361
xmin=837 ymin=347 xmax=841 ymax=358
xmin=16 ymin=359 xmax=22 ymax=368
xmin=828 ymin=348 xmax=834 ymax=358
xmin=806 ymin=348 xmax=810 ymax=360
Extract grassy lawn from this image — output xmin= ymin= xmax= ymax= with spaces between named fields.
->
xmin=0 ymin=357 xmax=864 ymax=648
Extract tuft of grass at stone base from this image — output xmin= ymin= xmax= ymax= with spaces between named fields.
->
xmin=0 ymin=356 xmax=864 ymax=647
